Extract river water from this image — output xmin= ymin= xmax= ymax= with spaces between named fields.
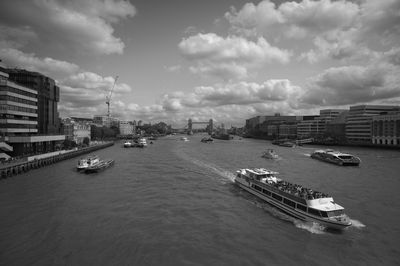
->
xmin=0 ymin=134 xmax=399 ymax=265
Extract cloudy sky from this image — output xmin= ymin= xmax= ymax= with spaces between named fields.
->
xmin=0 ymin=0 xmax=399 ymax=127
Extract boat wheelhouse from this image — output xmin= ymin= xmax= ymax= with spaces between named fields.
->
xmin=77 ymin=155 xmax=100 ymax=170
xmin=235 ymin=168 xmax=351 ymax=230
xmin=311 ymin=149 xmax=361 ymax=166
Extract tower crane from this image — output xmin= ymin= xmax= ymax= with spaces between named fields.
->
xmin=106 ymin=75 xmax=118 ymax=119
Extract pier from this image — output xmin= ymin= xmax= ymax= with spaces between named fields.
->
xmin=0 ymin=142 xmax=114 ymax=178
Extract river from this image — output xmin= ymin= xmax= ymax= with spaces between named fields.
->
xmin=0 ymin=134 xmax=399 ymax=265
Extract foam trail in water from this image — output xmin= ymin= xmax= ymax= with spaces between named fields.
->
xmin=175 ymin=150 xmax=235 ymax=183
xmin=303 ymin=153 xmax=311 ymax=157
xmin=350 ymin=219 xmax=366 ymax=229
xmin=190 ymin=157 xmax=235 ymax=183
xmin=255 ymin=202 xmax=325 ymax=234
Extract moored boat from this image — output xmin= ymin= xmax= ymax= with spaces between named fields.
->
xmin=311 ymin=149 xmax=361 ymax=166
xmin=235 ymin=168 xmax=352 ymax=230
xmin=262 ymin=149 xmax=279 ymax=159
xmin=84 ymin=159 xmax=115 ymax=173
xmin=77 ymin=155 xmax=100 ymax=170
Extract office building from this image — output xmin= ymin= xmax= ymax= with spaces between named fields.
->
xmin=372 ymin=112 xmax=400 ymax=146
xmin=0 ymin=65 xmax=65 ymax=156
xmin=119 ymin=120 xmax=135 ymax=136
xmin=346 ymin=105 xmax=400 ymax=144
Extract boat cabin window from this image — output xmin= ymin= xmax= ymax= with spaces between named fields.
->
xmin=308 ymin=208 xmax=321 ymax=217
xmin=271 ymin=193 xmax=282 ymax=202
xmin=338 ymin=155 xmax=352 ymax=160
xmin=320 ymin=211 xmax=328 ymax=218
xmin=252 ymin=184 xmax=262 ymax=192
xmin=283 ymin=198 xmax=296 ymax=208
xmin=327 ymin=210 xmax=344 ymax=217
xmin=262 ymin=189 xmax=271 ymax=196
xmin=296 ymin=204 xmax=307 ymax=212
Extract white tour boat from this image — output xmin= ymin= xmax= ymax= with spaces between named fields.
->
xmin=180 ymin=137 xmax=189 ymax=141
xmin=77 ymin=155 xmax=100 ymax=170
xmin=262 ymin=149 xmax=279 ymax=159
xmin=235 ymin=168 xmax=352 ymax=230
xmin=311 ymin=149 xmax=361 ymax=166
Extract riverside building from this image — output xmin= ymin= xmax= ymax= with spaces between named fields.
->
xmin=0 ymin=65 xmax=65 ymax=157
xmin=345 ymin=105 xmax=400 ymax=144
xmin=372 ymin=112 xmax=400 ymax=146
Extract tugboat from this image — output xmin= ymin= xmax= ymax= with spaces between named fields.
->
xmin=235 ymin=168 xmax=352 ymax=230
xmin=311 ymin=149 xmax=361 ymax=166
xmin=77 ymin=155 xmax=100 ymax=171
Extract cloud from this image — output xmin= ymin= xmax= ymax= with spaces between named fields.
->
xmin=179 ymin=33 xmax=291 ymax=79
xmin=1 ymin=47 xmax=79 ymax=76
xmin=0 ymin=0 xmax=136 ymax=55
xmin=300 ymin=64 xmax=400 ymax=106
xmin=225 ymin=0 xmax=359 ymax=39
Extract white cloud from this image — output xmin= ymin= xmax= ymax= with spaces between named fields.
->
xmin=1 ymin=47 xmax=79 ymax=76
xmin=225 ymin=0 xmax=359 ymax=39
xmin=179 ymin=33 xmax=291 ymax=79
xmin=300 ymin=63 xmax=400 ymax=106
xmin=0 ymin=0 xmax=136 ymax=55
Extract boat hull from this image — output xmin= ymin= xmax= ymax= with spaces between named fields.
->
xmin=235 ymin=179 xmax=351 ymax=230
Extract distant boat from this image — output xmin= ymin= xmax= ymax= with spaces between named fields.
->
xmin=279 ymin=141 xmax=296 ymax=148
xmin=211 ymin=133 xmax=232 ymax=140
xmin=84 ymin=159 xmax=115 ymax=173
xmin=201 ymin=137 xmax=213 ymax=143
xmin=262 ymin=149 xmax=279 ymax=159
xmin=180 ymin=137 xmax=189 ymax=141
xmin=123 ymin=141 xmax=132 ymax=148
xmin=137 ymin=138 xmax=148 ymax=147
xmin=311 ymin=149 xmax=361 ymax=166
xmin=77 ymin=155 xmax=100 ymax=170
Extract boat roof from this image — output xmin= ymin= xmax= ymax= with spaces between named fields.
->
xmin=314 ymin=149 xmax=353 ymax=156
xmin=240 ymin=168 xmax=279 ymax=175
xmin=307 ymin=198 xmax=344 ymax=211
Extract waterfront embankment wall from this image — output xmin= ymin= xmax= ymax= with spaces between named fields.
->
xmin=0 ymin=142 xmax=114 ymax=178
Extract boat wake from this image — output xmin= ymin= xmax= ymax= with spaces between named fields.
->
xmin=350 ymin=219 xmax=366 ymax=229
xmin=254 ymin=201 xmax=326 ymax=234
xmin=303 ymin=153 xmax=311 ymax=157
xmin=175 ymin=150 xmax=235 ymax=183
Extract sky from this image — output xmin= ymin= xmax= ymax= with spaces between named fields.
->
xmin=0 ymin=0 xmax=399 ymax=128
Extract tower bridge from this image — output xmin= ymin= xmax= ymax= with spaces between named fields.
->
xmin=188 ymin=119 xmax=213 ymax=135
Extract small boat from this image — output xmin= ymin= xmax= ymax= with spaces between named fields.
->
xmin=84 ymin=159 xmax=115 ymax=173
xmin=201 ymin=137 xmax=213 ymax=143
xmin=311 ymin=149 xmax=361 ymax=166
xmin=235 ymin=168 xmax=352 ymax=230
xmin=262 ymin=149 xmax=279 ymax=159
xmin=180 ymin=137 xmax=189 ymax=141
xmin=123 ymin=141 xmax=132 ymax=148
xmin=77 ymin=155 xmax=100 ymax=170
xmin=279 ymin=141 xmax=296 ymax=147
xmin=138 ymin=138 xmax=147 ymax=147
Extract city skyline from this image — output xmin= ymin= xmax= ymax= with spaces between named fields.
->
xmin=0 ymin=0 xmax=399 ymax=127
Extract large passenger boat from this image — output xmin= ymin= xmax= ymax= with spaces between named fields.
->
xmin=77 ymin=155 xmax=100 ymax=170
xmin=235 ymin=168 xmax=352 ymax=230
xmin=311 ymin=149 xmax=361 ymax=166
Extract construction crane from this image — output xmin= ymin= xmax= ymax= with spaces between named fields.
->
xmin=106 ymin=75 xmax=118 ymax=119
